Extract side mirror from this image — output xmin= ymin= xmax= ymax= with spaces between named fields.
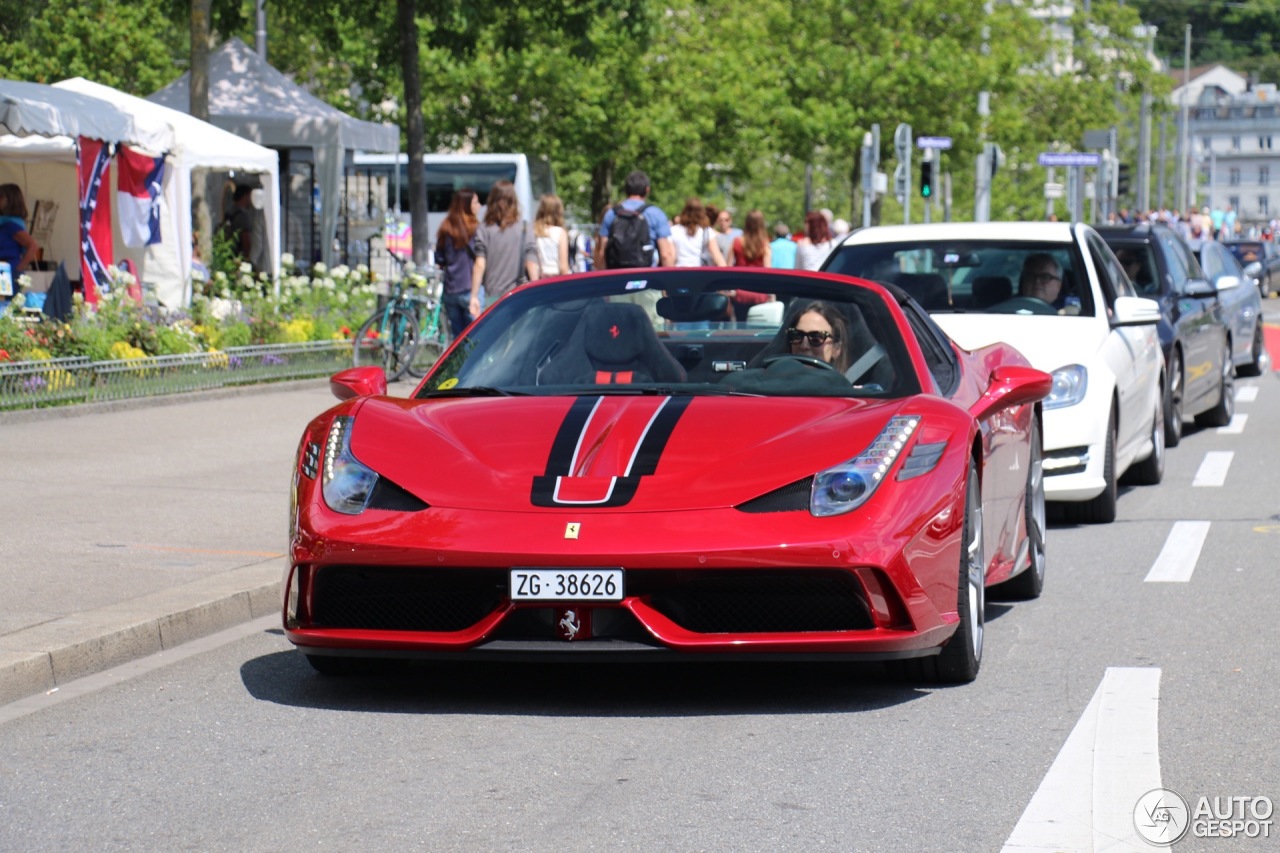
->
xmin=1183 ymin=277 xmax=1217 ymax=298
xmin=1214 ymin=275 xmax=1241 ymax=292
xmin=969 ymin=364 xmax=1053 ymax=422
xmin=330 ymin=366 xmax=388 ymax=401
xmin=1243 ymin=261 xmax=1263 ymax=277
xmin=1111 ymin=295 xmax=1161 ymax=327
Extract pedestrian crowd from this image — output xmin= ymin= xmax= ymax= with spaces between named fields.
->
xmin=1099 ymin=203 xmax=1279 ymax=246
xmin=431 ymin=168 xmax=852 ymax=339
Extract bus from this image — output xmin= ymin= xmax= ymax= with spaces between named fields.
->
xmin=350 ymin=152 xmax=556 ymax=263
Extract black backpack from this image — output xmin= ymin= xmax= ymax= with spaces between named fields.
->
xmin=604 ymin=203 xmax=653 ymax=269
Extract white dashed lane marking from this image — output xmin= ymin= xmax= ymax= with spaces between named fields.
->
xmin=1192 ymin=451 xmax=1233 ymax=487
xmin=1217 ymin=414 xmax=1248 ymax=435
xmin=1003 ymin=668 xmax=1164 ymax=853
xmin=1234 ymin=385 xmax=1259 ymax=404
xmin=1144 ymin=521 xmax=1212 ymax=583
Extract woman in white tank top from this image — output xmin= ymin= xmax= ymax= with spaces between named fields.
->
xmin=534 ymin=194 xmax=570 ymax=277
xmin=670 ymin=197 xmax=727 ymax=267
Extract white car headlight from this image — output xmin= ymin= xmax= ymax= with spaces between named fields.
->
xmin=1044 ymin=364 xmax=1088 ymax=410
xmin=322 ymin=415 xmax=379 ymax=514
xmin=811 ymin=416 xmax=919 ymax=517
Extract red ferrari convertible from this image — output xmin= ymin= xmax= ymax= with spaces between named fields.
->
xmin=285 ymin=269 xmax=1050 ymax=683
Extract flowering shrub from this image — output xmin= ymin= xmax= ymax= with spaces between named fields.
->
xmin=0 ymin=257 xmax=380 ymax=364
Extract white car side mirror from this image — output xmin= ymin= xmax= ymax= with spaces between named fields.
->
xmin=1214 ymin=275 xmax=1241 ymax=292
xmin=1111 ymin=295 xmax=1161 ymax=327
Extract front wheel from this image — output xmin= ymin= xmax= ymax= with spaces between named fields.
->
xmin=1063 ymin=411 xmax=1117 ymax=524
xmin=407 ymin=302 xmax=445 ymax=378
xmin=354 ymin=307 xmax=419 ymax=381
xmin=892 ymin=464 xmax=984 ymax=683
xmin=1194 ymin=341 xmax=1235 ymax=428
xmin=1237 ymin=322 xmax=1266 ymax=378
xmin=997 ymin=419 xmax=1045 ymax=600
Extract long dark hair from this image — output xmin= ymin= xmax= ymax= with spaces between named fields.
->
xmin=483 ymin=180 xmax=521 ymax=229
xmin=741 ymin=209 xmax=768 ymax=261
xmin=437 ymin=189 xmax=478 ymax=251
xmin=804 ymin=210 xmax=831 ymax=243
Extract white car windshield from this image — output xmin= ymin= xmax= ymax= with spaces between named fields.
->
xmin=826 ymin=240 xmax=1097 ymax=318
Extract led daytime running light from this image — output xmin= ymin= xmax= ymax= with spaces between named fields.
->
xmin=811 ymin=415 xmax=920 ymax=517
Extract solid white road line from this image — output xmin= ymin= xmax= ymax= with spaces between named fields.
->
xmin=1003 ymin=667 xmax=1164 ymax=853
xmin=1192 ymin=450 xmax=1234 ymax=487
xmin=1144 ymin=521 xmax=1212 ymax=583
xmin=1234 ymin=385 xmax=1259 ymax=403
xmin=0 ymin=614 xmax=278 ymax=725
xmin=1217 ymin=413 xmax=1248 ymax=435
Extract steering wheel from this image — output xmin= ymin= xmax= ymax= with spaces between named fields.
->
xmin=762 ymin=354 xmax=838 ymax=372
xmin=989 ymin=296 xmax=1058 ymax=316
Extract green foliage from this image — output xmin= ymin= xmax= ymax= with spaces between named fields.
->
xmin=217 ymin=322 xmax=252 ymax=349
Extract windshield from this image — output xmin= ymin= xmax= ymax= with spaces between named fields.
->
xmin=1226 ymin=243 xmax=1263 ymax=264
xmin=825 ymin=240 xmax=1096 ymax=318
xmin=417 ymin=271 xmax=921 ymax=399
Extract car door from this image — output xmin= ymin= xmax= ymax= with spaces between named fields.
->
xmin=1086 ymin=232 xmax=1159 ymax=462
xmin=1158 ymin=230 xmax=1222 ymax=414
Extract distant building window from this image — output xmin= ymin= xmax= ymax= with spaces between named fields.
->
xmin=1230 ymin=168 xmax=1241 ymax=186
xmin=1229 ymin=196 xmax=1240 ymax=211
xmin=1261 ymin=196 xmax=1271 ymax=217
xmin=1233 ymin=136 xmax=1242 ymax=150
xmin=1263 ymin=166 xmax=1271 ymax=186
xmin=1260 ymin=136 xmax=1274 ymax=150
xmin=1204 ymin=137 xmax=1213 ymax=151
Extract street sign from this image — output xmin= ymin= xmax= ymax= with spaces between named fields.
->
xmin=1038 ymin=152 xmax=1101 ymax=167
xmin=1044 ymin=182 xmax=1065 ymax=199
xmin=917 ymin=136 xmax=953 ymax=150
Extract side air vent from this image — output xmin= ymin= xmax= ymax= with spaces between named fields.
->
xmin=897 ymin=441 xmax=946 ymax=481
xmin=736 ymin=477 xmax=814 ymax=513
xmin=366 ymin=478 xmax=430 ymax=512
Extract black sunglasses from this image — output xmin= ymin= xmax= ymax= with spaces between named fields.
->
xmin=786 ymin=328 xmax=835 ymax=346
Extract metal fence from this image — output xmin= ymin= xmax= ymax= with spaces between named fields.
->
xmin=0 ymin=341 xmax=357 ymax=411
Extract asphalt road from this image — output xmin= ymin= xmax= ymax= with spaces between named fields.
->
xmin=1 ymin=370 xmax=1278 ymax=852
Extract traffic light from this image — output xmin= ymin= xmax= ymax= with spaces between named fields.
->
xmin=920 ymin=160 xmax=934 ymax=199
xmin=1117 ymin=162 xmax=1131 ymax=196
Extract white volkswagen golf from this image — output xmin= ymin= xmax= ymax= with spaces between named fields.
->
xmin=824 ymin=221 xmax=1164 ymax=524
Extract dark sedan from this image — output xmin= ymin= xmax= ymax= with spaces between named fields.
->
xmin=1096 ymin=223 xmax=1235 ymax=447
xmin=1196 ymin=239 xmax=1267 ymax=377
xmin=1223 ymin=239 xmax=1280 ymax=298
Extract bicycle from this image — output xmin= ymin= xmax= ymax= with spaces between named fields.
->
xmin=351 ymin=272 xmax=445 ymax=381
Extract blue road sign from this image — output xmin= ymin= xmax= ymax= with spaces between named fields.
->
xmin=917 ymin=136 xmax=953 ymax=150
xmin=1038 ymin=152 xmax=1101 ymax=167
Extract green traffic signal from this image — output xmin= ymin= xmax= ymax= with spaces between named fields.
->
xmin=920 ymin=162 xmax=934 ymax=199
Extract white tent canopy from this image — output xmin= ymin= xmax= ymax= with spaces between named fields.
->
xmin=147 ymin=38 xmax=399 ymax=266
xmin=0 ymin=79 xmax=172 ymax=151
xmin=55 ymin=77 xmax=282 ymax=305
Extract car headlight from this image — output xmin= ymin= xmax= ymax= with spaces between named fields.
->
xmin=811 ymin=416 xmax=919 ymax=517
xmin=1043 ymin=364 xmax=1088 ymax=410
xmin=322 ymin=415 xmax=379 ymax=514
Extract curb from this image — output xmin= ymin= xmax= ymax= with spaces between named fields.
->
xmin=0 ymin=559 xmax=285 ymax=706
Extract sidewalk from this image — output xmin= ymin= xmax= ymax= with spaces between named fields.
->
xmin=0 ymin=378 xmax=371 ymax=705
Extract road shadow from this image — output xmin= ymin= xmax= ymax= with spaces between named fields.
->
xmin=240 ymin=643 xmax=934 ymax=717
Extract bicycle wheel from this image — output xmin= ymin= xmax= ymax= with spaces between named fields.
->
xmin=383 ymin=306 xmax=421 ymax=381
xmin=407 ymin=301 xmax=445 ymax=378
xmin=351 ymin=311 xmax=387 ymax=370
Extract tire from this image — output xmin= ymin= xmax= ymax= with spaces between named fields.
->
xmin=1121 ymin=381 xmax=1165 ymax=487
xmin=354 ymin=307 xmax=419 ymax=382
xmin=893 ymin=464 xmax=984 ymax=683
xmin=997 ymin=419 xmax=1045 ymax=600
xmin=1063 ymin=411 xmax=1117 ymax=524
xmin=1164 ymin=349 xmax=1183 ymax=448
xmin=1236 ymin=322 xmax=1266 ymax=377
xmin=1262 ymin=275 xmax=1272 ymax=299
xmin=406 ymin=304 xmax=445 ymax=378
xmin=1195 ymin=341 xmax=1235 ymax=428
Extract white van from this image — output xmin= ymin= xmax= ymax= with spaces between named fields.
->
xmin=351 ymin=152 xmax=555 ymax=260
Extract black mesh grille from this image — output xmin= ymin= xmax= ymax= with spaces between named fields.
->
xmin=736 ymin=477 xmax=813 ymax=513
xmin=643 ymin=571 xmax=873 ymax=633
xmin=311 ymin=567 xmax=504 ymax=632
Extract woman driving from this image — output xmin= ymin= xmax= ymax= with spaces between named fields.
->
xmin=786 ymin=301 xmax=851 ymax=372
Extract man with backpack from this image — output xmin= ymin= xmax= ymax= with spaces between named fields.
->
xmin=595 ymin=170 xmax=675 ymax=269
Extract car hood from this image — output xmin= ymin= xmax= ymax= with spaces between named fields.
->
xmin=347 ymin=394 xmax=916 ymax=512
xmin=932 ymin=314 xmax=1108 ymax=373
